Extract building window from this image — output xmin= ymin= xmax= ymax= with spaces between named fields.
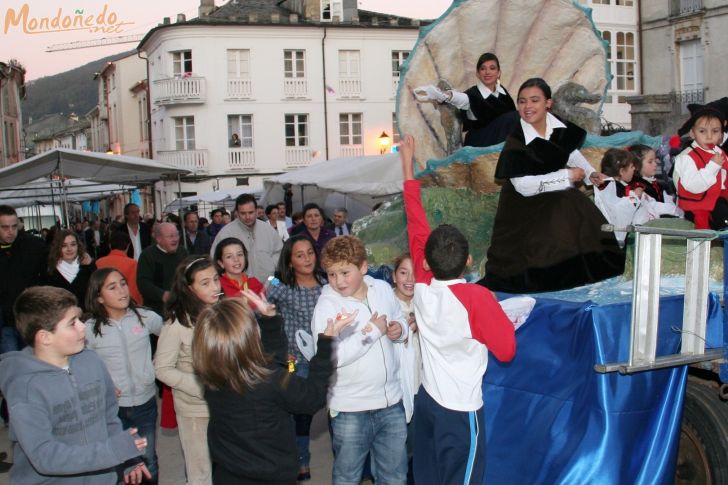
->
xmin=392 ymin=51 xmax=410 ymax=78
xmin=227 ymin=49 xmax=250 ymax=79
xmin=174 ymin=116 xmax=195 ymax=150
xmin=284 ymin=50 xmax=305 ymax=78
xmin=285 ymin=114 xmax=308 ymax=147
xmin=602 ymin=30 xmax=637 ymax=92
xmin=172 ymin=50 xmax=193 ymax=76
xmin=392 ymin=113 xmax=400 ymax=144
xmin=616 ymin=0 xmax=633 ymax=5
xmin=339 ymin=113 xmax=362 ymax=145
xmin=680 ymin=39 xmax=704 ymax=94
xmin=228 ymin=115 xmax=253 ymax=148
xmin=339 ymin=50 xmax=360 ymax=78
xmin=321 ymin=0 xmax=343 ymax=21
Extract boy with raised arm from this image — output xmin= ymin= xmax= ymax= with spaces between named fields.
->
xmin=400 ymin=134 xmax=516 ymax=485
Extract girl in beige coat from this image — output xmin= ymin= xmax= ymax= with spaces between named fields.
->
xmin=155 ymin=257 xmax=221 ymax=485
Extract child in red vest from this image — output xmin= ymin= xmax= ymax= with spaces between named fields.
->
xmin=673 ymin=107 xmax=728 ymax=229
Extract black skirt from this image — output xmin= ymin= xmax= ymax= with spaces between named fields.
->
xmin=480 ymin=181 xmax=625 ymax=293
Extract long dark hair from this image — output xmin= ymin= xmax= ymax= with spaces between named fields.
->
xmin=275 ymin=235 xmax=326 ymax=287
xmin=166 ymin=256 xmax=216 ymax=328
xmin=48 ymin=229 xmax=88 ymax=274
xmin=213 ymin=237 xmax=249 ymax=274
xmin=85 ymin=267 xmax=144 ymax=337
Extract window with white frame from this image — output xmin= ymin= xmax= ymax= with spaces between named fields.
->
xmin=284 ymin=50 xmax=305 ymax=78
xmin=602 ymin=30 xmax=637 ymax=91
xmin=172 ymin=50 xmax=193 ymax=76
xmin=392 ymin=51 xmax=410 ymax=78
xmin=227 ymin=49 xmax=250 ymax=79
xmin=285 ymin=114 xmax=308 ymax=147
xmin=174 ymin=116 xmax=195 ymax=150
xmin=228 ymin=115 xmax=253 ymax=148
xmin=339 ymin=113 xmax=362 ymax=145
xmin=321 ymin=0 xmax=343 ymax=21
xmin=680 ymin=39 xmax=704 ymax=94
xmin=339 ymin=50 xmax=360 ymax=78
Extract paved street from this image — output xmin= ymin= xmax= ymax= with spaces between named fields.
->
xmin=0 ymin=405 xmax=337 ymax=485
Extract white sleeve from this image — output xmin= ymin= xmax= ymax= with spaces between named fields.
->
xmin=566 ymin=149 xmax=596 ymax=184
xmin=674 ymin=152 xmax=722 ymax=193
xmin=311 ymin=298 xmax=382 ymax=368
xmin=448 ymin=90 xmax=470 ymax=110
xmin=511 ymin=169 xmax=571 ymax=196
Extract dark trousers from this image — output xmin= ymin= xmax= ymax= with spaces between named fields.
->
xmin=412 ymin=388 xmax=486 ymax=485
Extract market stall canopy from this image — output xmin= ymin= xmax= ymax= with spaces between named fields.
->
xmin=262 ymin=153 xmax=402 ymax=220
xmin=0 ymin=178 xmax=137 ymax=207
xmin=0 ymin=149 xmax=189 ymax=188
xmin=163 ymin=187 xmax=263 ymax=213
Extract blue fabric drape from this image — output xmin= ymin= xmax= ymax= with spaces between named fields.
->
xmin=483 ymin=294 xmax=722 ymax=485
xmin=131 ymin=189 xmax=142 ymax=206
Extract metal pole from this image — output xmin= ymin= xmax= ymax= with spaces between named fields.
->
xmin=177 ymin=174 xmax=187 ymax=249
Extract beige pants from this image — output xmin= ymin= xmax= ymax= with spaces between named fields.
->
xmin=176 ymin=415 xmax=212 ymax=485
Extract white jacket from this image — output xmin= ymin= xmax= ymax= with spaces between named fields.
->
xmin=312 ymin=275 xmax=409 ymax=413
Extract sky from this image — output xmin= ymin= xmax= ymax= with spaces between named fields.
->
xmin=0 ymin=0 xmax=452 ymax=81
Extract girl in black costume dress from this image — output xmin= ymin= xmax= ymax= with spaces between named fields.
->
xmin=481 ymin=78 xmax=624 ymax=293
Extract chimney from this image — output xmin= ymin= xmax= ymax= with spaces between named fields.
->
xmin=162 ymin=17 xmax=171 ymax=25
xmin=176 ymin=13 xmax=186 ymax=23
xmin=199 ymin=0 xmax=215 ymax=17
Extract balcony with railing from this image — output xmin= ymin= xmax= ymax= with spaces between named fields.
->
xmin=672 ymin=0 xmax=703 ymax=16
xmin=339 ymin=78 xmax=362 ymax=99
xmin=156 ymin=149 xmax=209 ymax=173
xmin=153 ymin=76 xmax=206 ymax=105
xmin=284 ymin=146 xmax=312 ymax=169
xmin=672 ymin=88 xmax=704 ymax=114
xmin=340 ymin=145 xmax=364 ymax=158
xmin=227 ymin=78 xmax=252 ymax=100
xmin=227 ymin=148 xmax=255 ymax=171
xmin=284 ymin=78 xmax=308 ymax=98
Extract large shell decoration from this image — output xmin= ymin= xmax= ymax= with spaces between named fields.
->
xmin=397 ymin=0 xmax=610 ymax=168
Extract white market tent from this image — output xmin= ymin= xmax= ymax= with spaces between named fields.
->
xmin=0 ymin=149 xmax=189 ymax=224
xmin=0 ymin=178 xmax=137 ymax=207
xmin=0 ymin=148 xmax=189 ymax=188
xmin=163 ymin=187 xmax=264 ymax=213
xmin=262 ymin=153 xmax=402 ymax=221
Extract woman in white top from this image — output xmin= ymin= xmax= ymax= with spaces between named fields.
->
xmin=481 ymin=77 xmax=625 ymax=293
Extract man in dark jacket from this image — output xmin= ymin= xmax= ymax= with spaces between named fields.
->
xmin=137 ymin=222 xmax=188 ymax=316
xmin=183 ymin=211 xmax=211 ymax=256
xmin=119 ymin=203 xmax=151 ymax=261
xmin=0 ymin=205 xmax=46 ymax=352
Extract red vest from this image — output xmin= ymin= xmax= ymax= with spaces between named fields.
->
xmin=677 ymin=147 xmax=725 ymax=213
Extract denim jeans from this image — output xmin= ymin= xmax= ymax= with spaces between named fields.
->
xmin=118 ymin=397 xmax=159 ymax=484
xmin=330 ymin=401 xmax=407 ymax=485
xmin=0 ymin=327 xmax=22 ymax=354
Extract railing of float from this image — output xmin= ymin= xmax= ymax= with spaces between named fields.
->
xmin=595 ymin=224 xmax=727 ymax=374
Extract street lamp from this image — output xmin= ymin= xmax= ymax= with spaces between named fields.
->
xmin=378 ymin=131 xmax=390 ymax=154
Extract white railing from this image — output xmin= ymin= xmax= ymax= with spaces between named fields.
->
xmin=153 ymin=76 xmax=206 ymax=104
xmin=156 ymin=149 xmax=209 ymax=173
xmin=228 ymin=148 xmax=255 ymax=170
xmin=339 ymin=78 xmax=361 ymax=98
xmin=284 ymin=146 xmax=312 ymax=168
xmin=284 ymin=78 xmax=307 ymax=98
xmin=340 ymin=145 xmax=363 ymax=158
xmin=392 ymin=76 xmax=400 ymax=97
xmin=227 ymin=78 xmax=252 ymax=99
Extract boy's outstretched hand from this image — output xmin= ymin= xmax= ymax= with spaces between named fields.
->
xmin=400 ymin=134 xmax=415 ymax=181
